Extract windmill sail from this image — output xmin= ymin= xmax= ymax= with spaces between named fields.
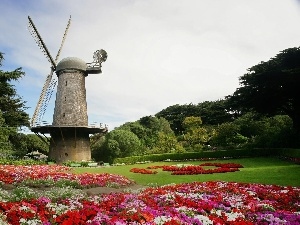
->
xmin=28 ymin=16 xmax=71 ymax=127
xmin=28 ymin=16 xmax=56 ymax=69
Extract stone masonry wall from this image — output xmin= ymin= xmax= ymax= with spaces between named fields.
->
xmin=53 ymin=70 xmax=88 ymax=126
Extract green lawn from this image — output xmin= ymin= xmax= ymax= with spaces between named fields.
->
xmin=74 ymin=157 xmax=300 ymax=187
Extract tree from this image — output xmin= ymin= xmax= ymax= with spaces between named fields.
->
xmin=101 ymin=129 xmax=142 ymax=162
xmin=181 ymin=116 xmax=214 ymax=151
xmin=0 ymin=111 xmax=14 ymax=157
xmin=226 ymin=47 xmax=300 ymax=133
xmin=211 ymin=122 xmax=248 ymax=148
xmin=118 ymin=122 xmax=147 ymax=140
xmin=0 ymin=52 xmax=29 ymax=157
xmin=155 ymin=104 xmax=200 ymax=135
xmin=25 ymin=134 xmax=49 ymax=153
xmin=151 ymin=132 xmax=185 ymax=154
xmin=138 ymin=116 xmax=174 ymax=150
xmin=0 ymin=52 xmax=29 ymax=127
xmin=196 ymin=100 xmax=233 ymax=125
xmin=251 ymin=115 xmax=296 ymax=148
xmin=156 ymin=101 xmax=233 ymax=135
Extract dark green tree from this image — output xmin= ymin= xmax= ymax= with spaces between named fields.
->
xmin=155 ymin=104 xmax=200 ymax=135
xmin=156 ymin=101 xmax=233 ymax=135
xmin=138 ymin=116 xmax=174 ymax=150
xmin=197 ymin=100 xmax=233 ymax=125
xmin=0 ymin=111 xmax=14 ymax=157
xmin=210 ymin=122 xmax=248 ymax=148
xmin=0 ymin=52 xmax=29 ymax=127
xmin=0 ymin=52 xmax=30 ymax=157
xmin=251 ymin=115 xmax=296 ymax=148
xmin=96 ymin=129 xmax=142 ymax=163
xmin=226 ymin=47 xmax=300 ymax=133
xmin=118 ymin=121 xmax=147 ymax=141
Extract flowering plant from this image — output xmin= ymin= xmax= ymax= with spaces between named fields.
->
xmin=0 ymin=165 xmax=134 ymax=187
xmin=0 ymin=181 xmax=299 ymax=224
xmin=131 ymin=162 xmax=243 ymax=175
xmin=0 ymin=165 xmax=299 ymax=224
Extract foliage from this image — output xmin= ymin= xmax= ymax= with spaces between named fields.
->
xmin=5 ymin=133 xmax=49 ymax=158
xmin=0 ymin=52 xmax=29 ymax=127
xmin=115 ymin=116 xmax=182 ymax=155
xmin=112 ymin=148 xmax=279 ymax=165
xmin=211 ymin=122 xmax=248 ymax=148
xmin=0 ymin=52 xmax=30 ymax=157
xmin=91 ymin=134 xmax=106 ymax=161
xmin=251 ymin=115 xmax=297 ymax=148
xmin=210 ymin=113 xmax=296 ymax=149
xmin=156 ymin=100 xmax=233 ymax=135
xmin=25 ymin=134 xmax=49 ymax=153
xmin=137 ymin=116 xmax=175 ymax=150
xmin=196 ymin=100 xmax=233 ymax=125
xmin=226 ymin=47 xmax=300 ymax=133
xmin=150 ymin=132 xmax=185 ymax=154
xmin=181 ymin=116 xmax=214 ymax=151
xmin=139 ymin=116 xmax=173 ymax=134
xmin=0 ymin=159 xmax=43 ymax=165
xmin=155 ymin=103 xmax=200 ymax=135
xmin=118 ymin=121 xmax=148 ymax=141
xmin=0 ymin=111 xmax=15 ymax=157
xmin=93 ymin=129 xmax=142 ymax=163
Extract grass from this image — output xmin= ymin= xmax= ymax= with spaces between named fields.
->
xmin=74 ymin=157 xmax=300 ymax=187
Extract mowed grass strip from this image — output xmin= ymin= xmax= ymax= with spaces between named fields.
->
xmin=74 ymin=157 xmax=300 ymax=187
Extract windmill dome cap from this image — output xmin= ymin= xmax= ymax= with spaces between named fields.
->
xmin=56 ymin=57 xmax=87 ymax=72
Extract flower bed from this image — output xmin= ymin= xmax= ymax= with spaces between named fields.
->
xmin=0 ymin=165 xmax=134 ymax=188
xmin=0 ymin=181 xmax=299 ymax=224
xmin=131 ymin=163 xmax=243 ymax=175
xmin=130 ymin=168 xmax=158 ymax=174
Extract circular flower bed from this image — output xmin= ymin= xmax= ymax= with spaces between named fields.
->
xmin=130 ymin=163 xmax=243 ymax=175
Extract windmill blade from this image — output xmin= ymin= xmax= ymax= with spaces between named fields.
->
xmin=37 ymin=77 xmax=57 ymax=124
xmin=28 ymin=16 xmax=56 ymax=69
xmin=55 ymin=15 xmax=71 ymax=63
xmin=30 ymin=68 xmax=55 ymax=127
xmin=29 ymin=15 xmax=72 ymax=127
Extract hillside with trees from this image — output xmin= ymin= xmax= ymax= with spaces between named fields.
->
xmin=92 ymin=47 xmax=300 ymax=162
xmin=1 ymin=47 xmax=300 ymax=162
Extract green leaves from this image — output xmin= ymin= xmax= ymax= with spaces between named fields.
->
xmin=226 ymin=47 xmax=300 ymax=133
xmin=0 ymin=52 xmax=29 ymax=128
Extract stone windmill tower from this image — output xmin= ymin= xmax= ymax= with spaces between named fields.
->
xmin=28 ymin=16 xmax=108 ymax=164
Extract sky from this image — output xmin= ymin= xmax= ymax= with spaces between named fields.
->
xmin=1 ymin=0 xmax=300 ymax=132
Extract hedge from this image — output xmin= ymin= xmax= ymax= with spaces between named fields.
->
xmin=112 ymin=148 xmax=300 ymax=164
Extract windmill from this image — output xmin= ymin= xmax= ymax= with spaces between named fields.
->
xmin=28 ymin=15 xmax=71 ymax=127
xmin=28 ymin=16 xmax=108 ymax=164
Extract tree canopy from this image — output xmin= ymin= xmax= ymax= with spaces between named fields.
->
xmin=155 ymin=100 xmax=232 ymax=135
xmin=226 ymin=47 xmax=300 ymax=132
xmin=0 ymin=52 xmax=29 ymax=127
xmin=0 ymin=52 xmax=30 ymax=157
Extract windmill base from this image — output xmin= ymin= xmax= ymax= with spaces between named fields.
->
xmin=49 ymin=135 xmax=91 ymax=165
xmin=31 ymin=126 xmax=107 ymax=164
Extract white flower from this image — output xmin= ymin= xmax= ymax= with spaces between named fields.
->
xmin=225 ymin=212 xmax=244 ymax=221
xmin=19 ymin=218 xmax=26 ymax=223
xmin=154 ymin=216 xmax=171 ymax=225
xmin=194 ymin=215 xmax=213 ymax=225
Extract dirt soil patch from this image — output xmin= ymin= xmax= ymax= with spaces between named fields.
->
xmin=2 ymin=183 xmax=146 ymax=196
xmin=84 ymin=184 xmax=146 ymax=195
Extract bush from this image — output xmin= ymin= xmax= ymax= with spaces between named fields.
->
xmin=113 ymin=148 xmax=300 ymax=164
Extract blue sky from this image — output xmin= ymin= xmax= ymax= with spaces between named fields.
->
xmin=1 ymin=0 xmax=300 ymax=131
